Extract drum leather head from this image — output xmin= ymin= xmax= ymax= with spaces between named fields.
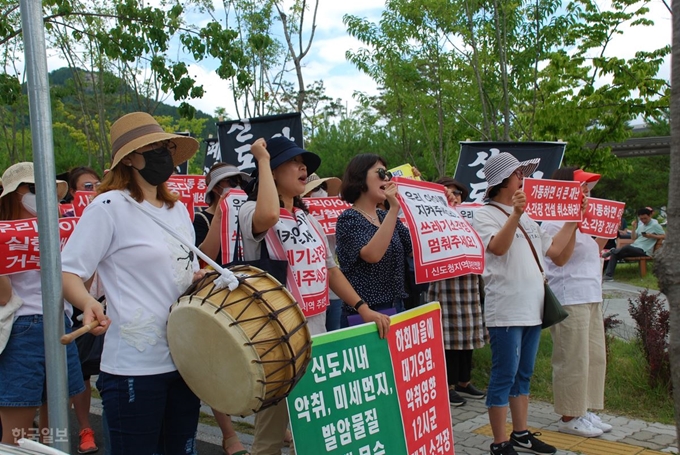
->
xmin=168 ymin=297 xmax=266 ymax=416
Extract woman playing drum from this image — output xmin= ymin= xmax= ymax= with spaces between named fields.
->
xmin=62 ymin=112 xmax=204 ymax=455
xmin=240 ymin=137 xmax=390 ymax=455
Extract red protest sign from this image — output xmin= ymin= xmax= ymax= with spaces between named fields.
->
xmin=388 ymin=304 xmax=454 ymax=454
xmin=219 ymin=189 xmax=248 ymax=265
xmin=580 ymin=197 xmax=625 ymax=239
xmin=523 ymin=178 xmax=582 ymax=221
xmin=394 ymin=177 xmax=484 ymax=284
xmin=59 ymin=203 xmax=75 ymax=217
xmin=302 ymin=197 xmax=351 ymax=236
xmin=0 ymin=217 xmax=79 ymax=275
xmin=167 ymin=175 xmax=208 ymax=210
xmin=73 ymin=190 xmax=97 ymax=217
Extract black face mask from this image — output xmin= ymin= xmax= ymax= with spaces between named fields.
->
xmin=132 ymin=147 xmax=174 ymax=186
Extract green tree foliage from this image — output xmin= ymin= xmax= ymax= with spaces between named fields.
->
xmin=344 ymin=0 xmax=670 ymax=179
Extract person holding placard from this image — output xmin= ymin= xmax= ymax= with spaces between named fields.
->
xmin=542 ymin=167 xmax=612 ymax=438
xmin=0 ymin=162 xmax=86 ymax=446
xmin=336 ymin=154 xmax=413 ymax=324
xmin=473 ymin=152 xmax=581 ymax=455
xmin=427 ymin=177 xmax=487 ymax=408
xmin=240 ymin=137 xmax=390 ymax=455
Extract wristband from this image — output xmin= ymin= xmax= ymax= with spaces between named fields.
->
xmin=353 ymin=299 xmax=366 ymax=311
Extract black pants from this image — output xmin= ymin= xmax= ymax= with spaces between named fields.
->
xmin=604 ymin=245 xmax=646 ymax=277
xmin=445 ymin=349 xmax=473 ymax=385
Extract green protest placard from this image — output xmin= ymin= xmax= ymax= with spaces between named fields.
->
xmin=287 ymin=302 xmax=454 ymax=455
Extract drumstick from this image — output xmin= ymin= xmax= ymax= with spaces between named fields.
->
xmin=60 ymin=320 xmax=100 ymax=345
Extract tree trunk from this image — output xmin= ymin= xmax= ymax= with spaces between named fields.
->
xmin=655 ymin=0 xmax=680 ymax=439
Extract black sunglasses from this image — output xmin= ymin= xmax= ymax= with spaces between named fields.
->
xmin=452 ymin=190 xmax=462 ymax=196
xmin=26 ymin=183 xmax=36 ymax=194
xmin=133 ymin=142 xmax=177 ymax=158
xmin=224 ymin=176 xmax=242 ymax=189
xmin=376 ymin=168 xmax=392 ymax=181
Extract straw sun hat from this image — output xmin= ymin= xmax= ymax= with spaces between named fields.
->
xmin=109 ymin=112 xmax=199 ymax=169
xmin=303 ymin=173 xmax=341 ymax=197
xmin=0 ymin=162 xmax=68 ymax=200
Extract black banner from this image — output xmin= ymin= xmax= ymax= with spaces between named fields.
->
xmin=213 ymin=113 xmax=304 ymax=175
xmin=202 ymin=138 xmax=220 ymax=175
xmin=453 ymin=141 xmax=566 ymax=203
xmin=173 ymin=131 xmax=192 ymax=174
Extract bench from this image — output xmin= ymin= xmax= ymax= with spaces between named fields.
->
xmin=615 ymin=238 xmax=663 ymax=277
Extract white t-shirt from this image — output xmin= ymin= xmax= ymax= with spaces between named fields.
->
xmin=543 ymin=222 xmax=602 ymax=306
xmin=473 ymin=203 xmax=552 ymax=327
xmin=61 ymin=190 xmax=198 ymax=375
xmin=12 ymin=270 xmax=73 ymax=319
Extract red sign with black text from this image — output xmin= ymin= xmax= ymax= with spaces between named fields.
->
xmin=394 ymin=177 xmax=484 ymax=284
xmin=0 ymin=218 xmax=79 ymax=275
xmin=302 ymin=197 xmax=352 ymax=236
xmin=524 ymin=178 xmax=582 ymax=221
xmin=579 ymin=197 xmax=625 ymax=239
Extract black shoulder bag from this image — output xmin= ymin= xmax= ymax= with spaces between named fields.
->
xmin=227 ymin=221 xmax=289 ymax=286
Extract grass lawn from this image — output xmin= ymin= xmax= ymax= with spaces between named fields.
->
xmin=610 ymin=261 xmax=659 ymax=290
xmin=470 ymin=330 xmax=674 ymax=425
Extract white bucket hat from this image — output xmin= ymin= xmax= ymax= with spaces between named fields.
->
xmin=204 ymin=163 xmax=251 ymax=205
xmin=0 ymin=162 xmax=68 ymax=200
xmin=483 ymin=152 xmax=540 ymax=199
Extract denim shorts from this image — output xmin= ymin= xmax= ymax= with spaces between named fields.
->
xmin=485 ymin=325 xmax=542 ymax=408
xmin=0 ymin=315 xmax=85 ymax=407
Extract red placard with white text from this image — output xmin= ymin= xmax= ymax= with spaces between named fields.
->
xmin=388 ymin=304 xmax=454 ymax=454
xmin=73 ymin=191 xmax=97 ymax=217
xmin=219 ymin=189 xmax=248 ymax=265
xmin=167 ymin=175 xmax=207 ymax=215
xmin=579 ymin=197 xmax=625 ymax=239
xmin=523 ymin=178 xmax=582 ymax=221
xmin=0 ymin=218 xmax=79 ymax=275
xmin=394 ymin=177 xmax=484 ymax=284
xmin=302 ymin=197 xmax=352 ymax=236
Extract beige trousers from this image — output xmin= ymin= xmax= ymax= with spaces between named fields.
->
xmin=550 ymin=302 xmax=606 ymax=417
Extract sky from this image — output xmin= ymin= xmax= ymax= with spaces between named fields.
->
xmin=41 ymin=0 xmax=672 ymax=120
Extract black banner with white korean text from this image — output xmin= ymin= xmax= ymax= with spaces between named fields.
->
xmin=453 ymin=142 xmax=566 ymax=203
xmin=214 ymin=113 xmax=304 ymax=175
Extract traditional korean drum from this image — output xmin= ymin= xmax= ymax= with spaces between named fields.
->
xmin=167 ymin=265 xmax=312 ymax=416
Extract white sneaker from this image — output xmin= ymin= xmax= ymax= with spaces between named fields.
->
xmin=558 ymin=416 xmax=603 ymax=437
xmin=585 ymin=412 xmax=613 ymax=432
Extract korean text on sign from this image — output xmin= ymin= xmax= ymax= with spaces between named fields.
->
xmin=388 ymin=304 xmax=454 ymax=454
xmin=303 ymin=197 xmax=351 ymax=236
xmin=287 ymin=321 xmax=408 ymax=455
xmin=523 ymin=178 xmax=582 ymax=222
xmin=0 ymin=218 xmax=79 ymax=275
xmin=394 ymin=177 xmax=484 ymax=283
xmin=579 ymin=197 xmax=625 ymax=239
